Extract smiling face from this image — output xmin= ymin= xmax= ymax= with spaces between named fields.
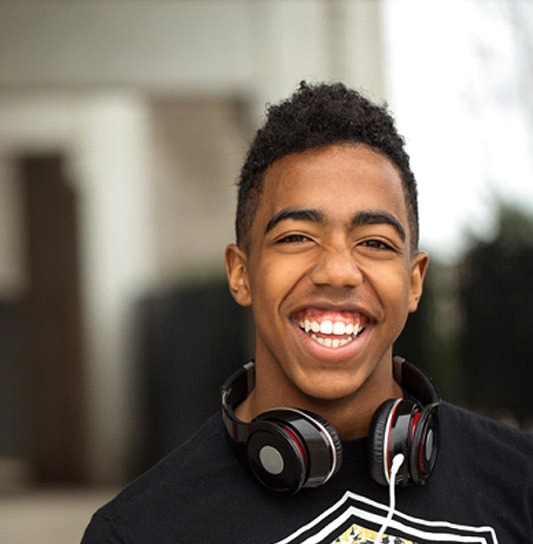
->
xmin=226 ymin=144 xmax=428 ymax=435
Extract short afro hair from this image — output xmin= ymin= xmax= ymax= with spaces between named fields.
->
xmin=235 ymin=81 xmax=420 ymax=251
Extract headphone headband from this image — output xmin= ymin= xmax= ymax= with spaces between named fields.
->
xmin=222 ymin=357 xmax=440 ymax=436
xmin=392 ymin=356 xmax=440 ymax=406
xmin=222 ymin=361 xmax=256 ymax=443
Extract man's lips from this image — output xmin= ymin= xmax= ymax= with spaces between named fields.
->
xmin=291 ymin=308 xmax=369 ymax=349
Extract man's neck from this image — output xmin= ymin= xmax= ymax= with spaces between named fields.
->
xmin=234 ymin=361 xmax=403 ymax=441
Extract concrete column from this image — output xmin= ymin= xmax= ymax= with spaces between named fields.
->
xmin=71 ymin=92 xmax=156 ymax=483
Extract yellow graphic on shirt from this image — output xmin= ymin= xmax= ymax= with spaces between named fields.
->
xmin=330 ymin=523 xmax=415 ymax=543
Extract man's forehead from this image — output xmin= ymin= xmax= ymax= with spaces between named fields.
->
xmin=260 ymin=146 xmax=405 ymax=209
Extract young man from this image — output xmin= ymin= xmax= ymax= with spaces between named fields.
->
xmin=82 ymin=82 xmax=533 ymax=543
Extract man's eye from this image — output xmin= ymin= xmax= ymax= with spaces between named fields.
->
xmin=362 ymin=239 xmax=393 ymax=250
xmin=276 ymin=234 xmax=311 ymax=244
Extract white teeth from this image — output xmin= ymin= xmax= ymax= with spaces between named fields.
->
xmin=311 ymin=334 xmax=354 ymax=348
xmin=304 ymin=320 xmax=322 ymax=333
xmin=298 ymin=317 xmax=365 ymax=349
xmin=312 ymin=335 xmax=333 ymax=348
xmin=320 ymin=320 xmax=333 ymax=334
xmin=301 ymin=320 xmax=361 ymax=337
xmin=333 ymin=322 xmax=345 ymax=335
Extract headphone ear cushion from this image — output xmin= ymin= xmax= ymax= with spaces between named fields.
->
xmin=368 ymin=399 xmax=399 ymax=486
xmin=408 ymin=404 xmax=439 ymax=485
xmin=303 ymin=411 xmax=343 ymax=477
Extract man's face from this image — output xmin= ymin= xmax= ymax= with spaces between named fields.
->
xmin=226 ymin=144 xmax=427 ymax=408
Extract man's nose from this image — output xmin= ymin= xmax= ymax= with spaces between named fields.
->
xmin=309 ymin=247 xmax=363 ymax=288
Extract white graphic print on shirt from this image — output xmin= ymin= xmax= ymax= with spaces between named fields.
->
xmin=274 ymin=491 xmax=497 ymax=544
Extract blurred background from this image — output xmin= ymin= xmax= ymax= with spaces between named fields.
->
xmin=0 ymin=0 xmax=532 ymax=542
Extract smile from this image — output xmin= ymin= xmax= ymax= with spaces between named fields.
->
xmin=294 ymin=310 xmax=367 ymax=349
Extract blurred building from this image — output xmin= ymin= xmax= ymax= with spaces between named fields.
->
xmin=0 ymin=0 xmax=385 ymax=486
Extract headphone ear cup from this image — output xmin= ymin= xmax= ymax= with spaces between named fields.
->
xmin=246 ymin=409 xmax=342 ymax=495
xmin=368 ymin=399 xmax=417 ymax=486
xmin=408 ymin=404 xmax=439 ymax=485
xmin=368 ymin=399 xmax=399 ymax=486
xmin=246 ymin=415 xmax=306 ymax=495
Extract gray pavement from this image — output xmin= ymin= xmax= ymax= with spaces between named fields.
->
xmin=0 ymin=488 xmax=117 ymax=544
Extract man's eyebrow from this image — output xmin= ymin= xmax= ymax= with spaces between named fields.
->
xmin=265 ymin=208 xmax=406 ymax=241
xmin=351 ymin=210 xmax=406 ymax=242
xmin=265 ymin=208 xmax=325 ymax=233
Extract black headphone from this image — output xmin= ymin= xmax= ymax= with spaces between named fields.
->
xmin=221 ymin=356 xmax=440 ymax=495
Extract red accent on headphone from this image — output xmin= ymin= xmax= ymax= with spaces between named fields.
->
xmin=281 ymin=424 xmax=308 ymax=465
xmin=410 ymin=411 xmax=421 ymax=443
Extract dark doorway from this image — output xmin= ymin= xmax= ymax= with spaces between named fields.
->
xmin=16 ymin=154 xmax=86 ymax=484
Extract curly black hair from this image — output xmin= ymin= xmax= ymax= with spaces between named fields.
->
xmin=236 ymin=81 xmax=420 ymax=251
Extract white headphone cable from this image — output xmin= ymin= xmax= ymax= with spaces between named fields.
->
xmin=375 ymin=453 xmax=405 ymax=544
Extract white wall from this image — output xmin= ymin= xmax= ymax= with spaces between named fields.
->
xmin=150 ymin=98 xmax=246 ymax=286
xmin=0 ymin=1 xmax=253 ymax=92
xmin=0 ymin=0 xmax=385 ymax=121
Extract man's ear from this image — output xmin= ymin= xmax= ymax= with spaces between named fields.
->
xmin=225 ymin=243 xmax=252 ymax=307
xmin=409 ymin=250 xmax=429 ymax=313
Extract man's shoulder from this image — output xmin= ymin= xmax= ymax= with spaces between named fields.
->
xmin=439 ymin=401 xmax=533 ymax=461
xmin=116 ymin=413 xmax=232 ymax=501
xmin=82 ymin=414 xmax=238 ymax=542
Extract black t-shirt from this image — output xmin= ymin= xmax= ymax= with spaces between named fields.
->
xmin=81 ymin=402 xmax=533 ymax=543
